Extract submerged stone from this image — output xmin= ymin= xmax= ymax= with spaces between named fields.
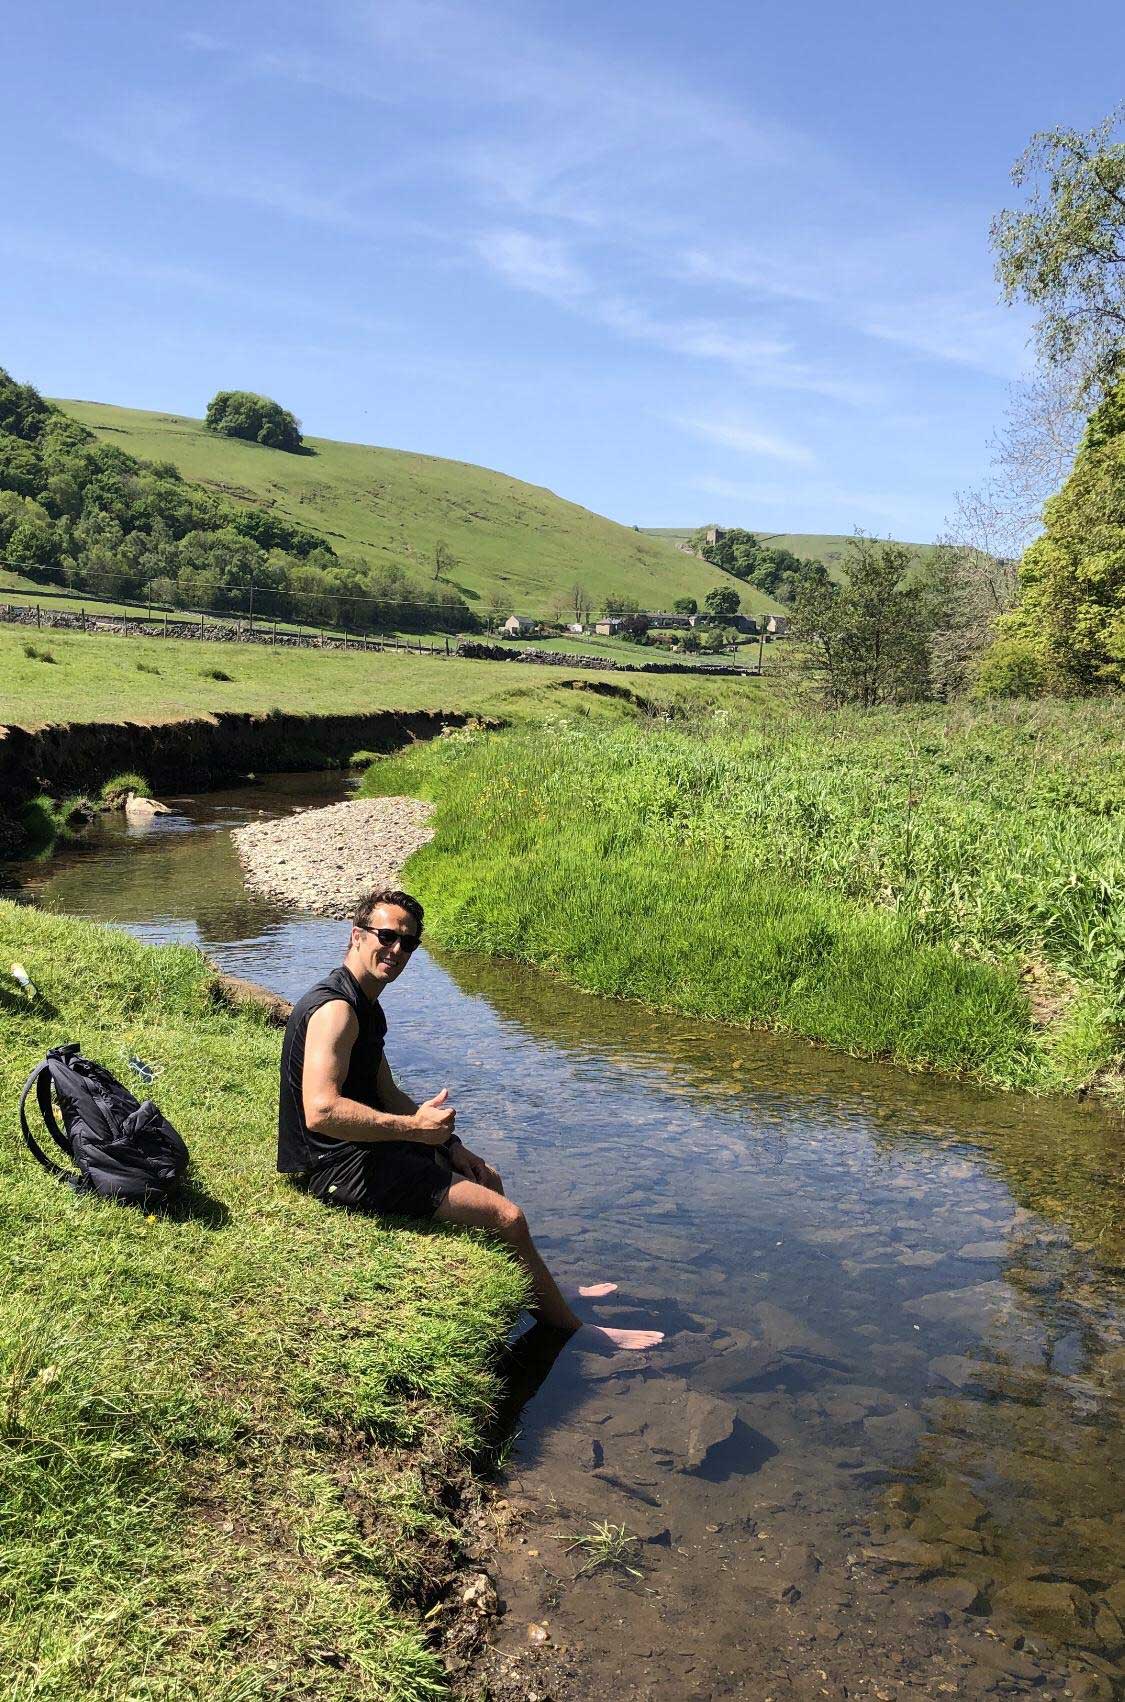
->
xmin=995 ymin=1579 xmax=1094 ymax=1642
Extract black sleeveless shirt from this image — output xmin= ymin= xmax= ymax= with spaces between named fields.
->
xmin=277 ymin=964 xmax=387 ymax=1175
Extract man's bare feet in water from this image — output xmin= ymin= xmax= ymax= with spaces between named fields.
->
xmin=435 ymin=1184 xmax=662 ymax=1351
xmin=560 ymin=1285 xmax=661 ymax=1349
xmin=577 ymin=1323 xmax=664 ymax=1353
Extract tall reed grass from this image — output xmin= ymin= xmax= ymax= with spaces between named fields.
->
xmin=362 ymin=699 xmax=1125 ymax=1094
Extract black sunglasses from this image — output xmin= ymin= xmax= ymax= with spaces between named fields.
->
xmin=358 ymin=925 xmax=421 ymax=954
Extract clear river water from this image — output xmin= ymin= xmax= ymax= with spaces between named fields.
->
xmin=15 ymin=773 xmax=1125 ymax=1701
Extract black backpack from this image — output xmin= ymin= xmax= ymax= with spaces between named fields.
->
xmin=19 ymin=1043 xmax=189 ymax=1206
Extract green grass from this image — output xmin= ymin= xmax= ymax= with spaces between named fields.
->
xmin=0 ymin=623 xmax=760 ymax=729
xmin=0 ymin=903 xmax=527 ymax=1698
xmin=359 ymin=701 xmax=1125 ymax=1096
xmin=54 ymin=401 xmax=773 ymax=620
xmin=99 ymin=771 xmax=152 ymax=807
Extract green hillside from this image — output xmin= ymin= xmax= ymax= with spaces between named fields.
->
xmin=642 ymin=527 xmax=934 ymax=578
xmin=56 ymin=403 xmax=776 ymax=619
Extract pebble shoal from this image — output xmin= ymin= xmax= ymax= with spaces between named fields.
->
xmin=232 ymin=797 xmax=436 ymax=918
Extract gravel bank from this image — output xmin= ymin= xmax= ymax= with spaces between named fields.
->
xmin=232 ymin=797 xmax=435 ymax=918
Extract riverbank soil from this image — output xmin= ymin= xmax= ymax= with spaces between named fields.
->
xmin=0 ymin=901 xmax=527 ymax=1698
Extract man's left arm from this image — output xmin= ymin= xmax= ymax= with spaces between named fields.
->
xmin=378 ymin=1059 xmax=502 ymax=1191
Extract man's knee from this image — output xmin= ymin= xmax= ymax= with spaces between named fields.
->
xmin=494 ymin=1197 xmax=527 ymax=1240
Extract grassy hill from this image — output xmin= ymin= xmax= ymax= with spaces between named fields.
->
xmin=55 ymin=403 xmax=779 ymax=619
xmin=641 ymin=527 xmax=935 ymax=578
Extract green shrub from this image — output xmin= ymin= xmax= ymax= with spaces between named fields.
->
xmin=135 ymin=659 xmax=161 ymax=675
xmin=14 ymin=792 xmax=92 ymax=853
xmin=973 ymin=636 xmax=1049 ymax=699
xmin=200 ymin=667 xmax=233 ymax=682
xmin=21 ymin=642 xmax=56 ymax=663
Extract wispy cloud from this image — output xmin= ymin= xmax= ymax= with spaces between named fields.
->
xmin=474 ymin=227 xmax=874 ymax=402
xmin=71 ymin=2 xmax=1027 ymax=401
xmin=474 ymin=230 xmax=588 ymax=300
xmin=0 ymin=228 xmax=397 ymax=339
xmin=679 ymin=236 xmax=1031 ymax=380
xmin=671 ymin=414 xmax=816 ymax=468
xmin=690 ymin=473 xmax=927 ymax=536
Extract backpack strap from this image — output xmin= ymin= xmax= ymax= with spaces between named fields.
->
xmin=18 ymin=1062 xmax=75 ymax=1181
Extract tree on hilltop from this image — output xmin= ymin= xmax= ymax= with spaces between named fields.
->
xmin=204 ymin=390 xmax=304 ymax=454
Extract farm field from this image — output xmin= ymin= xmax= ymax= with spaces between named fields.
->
xmin=54 ymin=401 xmax=781 ymax=621
xmin=0 ymin=622 xmax=760 ymax=728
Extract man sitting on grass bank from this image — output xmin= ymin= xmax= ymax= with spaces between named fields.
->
xmin=278 ymin=888 xmax=663 ymax=1352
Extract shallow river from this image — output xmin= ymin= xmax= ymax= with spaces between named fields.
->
xmin=17 ymin=775 xmax=1125 ymax=1700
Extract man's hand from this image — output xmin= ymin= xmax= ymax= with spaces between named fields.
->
xmin=411 ymin=1088 xmax=456 ymax=1145
xmin=449 ymin=1142 xmax=504 ymax=1193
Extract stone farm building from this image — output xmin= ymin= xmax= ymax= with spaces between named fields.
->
xmin=501 ymin=614 xmax=538 ymax=636
xmin=689 ymin=612 xmax=759 ymax=635
xmin=641 ymin=611 xmax=691 ymax=629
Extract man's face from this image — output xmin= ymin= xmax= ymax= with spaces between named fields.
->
xmin=350 ymin=903 xmax=421 ymax=987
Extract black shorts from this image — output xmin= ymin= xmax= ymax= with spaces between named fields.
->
xmin=308 ymin=1141 xmax=455 ymax=1220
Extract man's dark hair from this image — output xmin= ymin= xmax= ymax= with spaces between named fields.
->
xmin=354 ymin=888 xmax=424 ymax=937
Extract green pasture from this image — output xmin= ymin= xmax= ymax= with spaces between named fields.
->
xmin=0 ymin=623 xmax=759 ymax=729
xmin=0 ymin=904 xmax=527 ymax=1698
xmin=54 ymin=401 xmax=777 ymax=621
xmin=360 ymin=700 xmax=1125 ymax=1098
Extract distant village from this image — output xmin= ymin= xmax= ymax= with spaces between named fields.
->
xmin=499 ymin=607 xmax=789 ymax=644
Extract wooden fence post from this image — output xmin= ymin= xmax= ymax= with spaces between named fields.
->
xmin=37 ymin=604 xmax=41 ymax=629
xmin=200 ymin=612 xmax=205 ymax=641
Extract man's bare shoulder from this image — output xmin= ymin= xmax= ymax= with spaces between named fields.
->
xmin=305 ymin=999 xmax=360 ymax=1043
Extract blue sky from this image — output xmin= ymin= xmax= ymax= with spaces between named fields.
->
xmin=3 ymin=0 xmax=1122 ymax=539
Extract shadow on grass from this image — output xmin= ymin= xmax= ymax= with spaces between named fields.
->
xmin=162 ymin=1177 xmax=232 ymax=1228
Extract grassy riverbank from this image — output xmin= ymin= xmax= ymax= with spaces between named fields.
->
xmin=0 ymin=903 xmax=526 ymax=1699
xmin=360 ymin=701 xmax=1125 ymax=1097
